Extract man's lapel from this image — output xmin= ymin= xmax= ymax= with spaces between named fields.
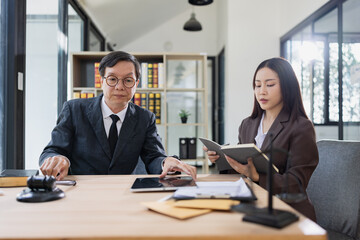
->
xmin=86 ymin=94 xmax=112 ymax=159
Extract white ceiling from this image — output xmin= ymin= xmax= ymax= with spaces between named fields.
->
xmin=77 ymin=0 xmax=195 ymax=49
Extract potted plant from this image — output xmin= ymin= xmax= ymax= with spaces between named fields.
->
xmin=179 ymin=109 xmax=191 ymax=123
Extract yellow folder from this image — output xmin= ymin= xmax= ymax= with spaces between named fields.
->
xmin=174 ymin=199 xmax=240 ymax=211
xmin=141 ymin=200 xmax=211 ymax=220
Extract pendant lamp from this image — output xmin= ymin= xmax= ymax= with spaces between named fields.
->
xmin=188 ymin=0 xmax=213 ymax=6
xmin=183 ymin=12 xmax=202 ymax=31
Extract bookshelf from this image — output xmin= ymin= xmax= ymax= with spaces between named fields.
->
xmin=69 ymin=52 xmax=209 ymax=173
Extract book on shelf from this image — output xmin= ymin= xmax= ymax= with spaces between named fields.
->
xmin=76 ymin=91 xmax=95 ymax=99
xmin=94 ymin=62 xmax=101 ymax=88
xmin=134 ymin=93 xmax=141 ymax=106
xmin=140 ymin=62 xmax=148 ymax=89
xmin=73 ymin=92 xmax=81 ymax=99
xmin=147 ymin=63 xmax=153 ymax=88
xmin=141 ymin=93 xmax=147 ymax=109
xmin=155 ymin=93 xmax=161 ymax=124
xmin=199 ymin=137 xmax=278 ymax=174
xmin=87 ymin=92 xmax=95 ymax=98
xmin=148 ymin=93 xmax=155 ymax=114
xmin=0 ymin=169 xmax=39 ymax=187
xmin=158 ymin=63 xmax=164 ymax=88
xmin=133 ymin=92 xmax=160 ymax=121
xmin=153 ymin=63 xmax=158 ymax=88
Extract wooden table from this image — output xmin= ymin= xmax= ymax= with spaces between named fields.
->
xmin=0 ymin=174 xmax=326 ymax=240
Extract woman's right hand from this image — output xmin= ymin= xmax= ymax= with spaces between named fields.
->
xmin=203 ymin=146 xmax=220 ymax=163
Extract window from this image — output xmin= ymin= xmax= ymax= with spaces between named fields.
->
xmin=281 ymin=0 xmax=360 ymax=140
xmin=25 ymin=0 xmax=59 ymax=169
xmin=89 ymin=24 xmax=104 ymax=51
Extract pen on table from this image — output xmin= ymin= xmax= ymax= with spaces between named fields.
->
xmin=55 ymin=173 xmax=76 ymax=186
xmin=56 ymin=180 xmax=77 ymax=186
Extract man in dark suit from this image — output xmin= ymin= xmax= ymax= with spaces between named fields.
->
xmin=40 ymin=51 xmax=196 ymax=180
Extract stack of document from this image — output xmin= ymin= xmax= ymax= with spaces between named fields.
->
xmin=173 ymin=178 xmax=256 ymax=201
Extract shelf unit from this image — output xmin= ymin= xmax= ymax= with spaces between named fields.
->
xmin=70 ymin=52 xmax=209 ymax=173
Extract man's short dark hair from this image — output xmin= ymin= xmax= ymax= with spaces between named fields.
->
xmin=99 ymin=51 xmax=141 ymax=80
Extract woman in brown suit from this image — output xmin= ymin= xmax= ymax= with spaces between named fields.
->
xmin=206 ymin=57 xmax=318 ymax=221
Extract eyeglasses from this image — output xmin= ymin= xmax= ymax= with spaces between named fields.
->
xmin=103 ymin=75 xmax=137 ymax=88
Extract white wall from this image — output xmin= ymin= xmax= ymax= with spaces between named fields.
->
xmin=224 ymin=0 xmax=283 ymax=144
xmin=121 ymin=2 xmax=218 ymax=55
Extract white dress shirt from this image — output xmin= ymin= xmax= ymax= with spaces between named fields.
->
xmin=101 ymin=97 xmax=128 ymax=137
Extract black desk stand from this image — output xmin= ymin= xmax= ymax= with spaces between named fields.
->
xmin=242 ymin=134 xmax=299 ymax=228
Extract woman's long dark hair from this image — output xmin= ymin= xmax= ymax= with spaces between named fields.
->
xmin=250 ymin=57 xmax=308 ymax=119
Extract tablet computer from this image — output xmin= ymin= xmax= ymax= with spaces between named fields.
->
xmin=130 ymin=176 xmax=197 ymax=192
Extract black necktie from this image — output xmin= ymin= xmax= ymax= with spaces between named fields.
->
xmin=108 ymin=114 xmax=120 ymax=157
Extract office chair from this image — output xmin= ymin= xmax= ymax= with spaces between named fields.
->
xmin=307 ymin=140 xmax=360 ymax=240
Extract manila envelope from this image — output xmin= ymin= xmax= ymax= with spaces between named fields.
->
xmin=141 ymin=200 xmax=211 ymax=220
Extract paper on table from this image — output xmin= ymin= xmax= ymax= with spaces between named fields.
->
xmin=173 ymin=178 xmax=255 ymax=200
xmin=141 ymin=199 xmax=211 ymax=220
xmin=174 ymin=199 xmax=240 ymax=211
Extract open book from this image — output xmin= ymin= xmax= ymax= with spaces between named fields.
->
xmin=199 ymin=137 xmax=278 ymax=174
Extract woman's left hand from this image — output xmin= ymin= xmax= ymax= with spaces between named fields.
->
xmin=225 ymin=155 xmax=259 ymax=182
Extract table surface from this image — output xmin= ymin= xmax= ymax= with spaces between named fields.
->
xmin=0 ymin=174 xmax=327 ymax=240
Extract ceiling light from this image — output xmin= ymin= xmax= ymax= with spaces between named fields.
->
xmin=183 ymin=13 xmax=202 ymax=31
xmin=189 ymin=0 xmax=213 ymax=6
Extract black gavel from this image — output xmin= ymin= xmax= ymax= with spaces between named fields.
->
xmin=27 ymin=175 xmax=76 ymax=192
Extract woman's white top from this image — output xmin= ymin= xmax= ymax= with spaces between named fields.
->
xmin=254 ymin=113 xmax=267 ymax=149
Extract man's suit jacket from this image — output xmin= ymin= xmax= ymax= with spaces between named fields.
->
xmin=39 ymin=94 xmax=166 ymax=175
xmin=238 ymin=108 xmax=318 ymax=221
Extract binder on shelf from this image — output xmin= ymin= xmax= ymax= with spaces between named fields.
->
xmin=188 ymin=138 xmax=197 ymax=159
xmin=179 ymin=138 xmax=188 ymax=159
